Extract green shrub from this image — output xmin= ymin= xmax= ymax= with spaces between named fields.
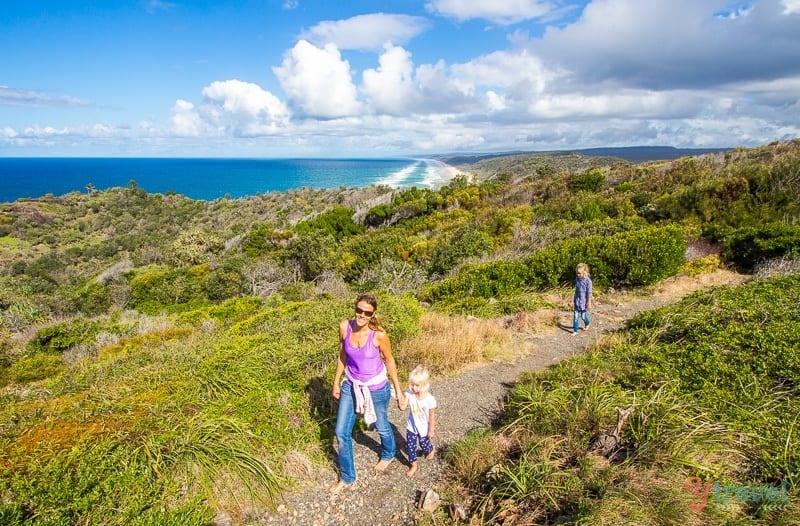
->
xmin=29 ymin=318 xmax=103 ymax=354
xmin=364 ymin=203 xmax=392 ymax=227
xmin=424 ymin=225 xmax=686 ymax=301
xmin=203 ymin=269 xmax=246 ymax=301
xmin=569 ymin=168 xmax=605 ymax=193
xmin=279 ymin=281 xmax=316 ymax=302
xmin=283 ymin=232 xmax=337 ymax=281
xmin=421 ymin=259 xmax=530 ymax=302
xmin=432 ymin=293 xmax=553 ymax=318
xmin=72 ymin=281 xmax=113 ymax=315
xmin=7 ymin=353 xmax=64 ymax=384
xmin=340 ymin=231 xmax=408 ymax=283
xmin=129 ymin=265 xmax=207 ymax=310
xmin=294 ymin=206 xmax=363 ymax=240
xmin=721 ymin=222 xmax=800 ymax=272
xmin=176 ymin=296 xmax=263 ymax=328
xmin=428 ymin=224 xmax=494 ymax=277
xmin=241 ymin=223 xmax=279 ymax=257
xmin=679 ymin=254 xmax=721 ymax=276
xmin=0 ymin=300 xmax=49 ymax=332
xmin=165 ymin=230 xmax=225 ymax=267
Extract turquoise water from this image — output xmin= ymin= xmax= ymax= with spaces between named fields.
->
xmin=0 ymin=157 xmax=454 ymax=203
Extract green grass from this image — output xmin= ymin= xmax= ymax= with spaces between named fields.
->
xmin=0 ymin=294 xmax=422 ymax=524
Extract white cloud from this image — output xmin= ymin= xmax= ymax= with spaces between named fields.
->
xmin=361 ymin=45 xmax=419 ymax=115
xmin=22 ymin=125 xmax=70 ymax=137
xmin=202 ymin=80 xmax=290 ymax=134
xmin=144 ymin=0 xmax=177 ymax=14
xmin=451 ymin=49 xmax=551 ymax=90
xmin=360 ymin=44 xmax=477 ymax=115
xmin=1 ymin=127 xmax=18 ymax=138
xmin=449 ymin=49 xmax=559 ymax=115
xmin=301 ymin=13 xmax=430 ymax=51
xmin=535 ymin=0 xmax=800 ymax=89
xmin=273 ymin=40 xmax=361 ymax=118
xmin=527 ymin=90 xmax=704 ymax=120
xmin=169 ymin=81 xmax=291 ymax=137
xmin=0 ymin=86 xmax=92 ymax=108
xmin=783 ymin=0 xmax=800 ymax=14
xmin=413 ymin=60 xmax=477 ymax=113
xmin=426 ymin=0 xmax=555 ymax=24
xmin=170 ymin=99 xmax=206 ymax=137
xmin=414 ymin=127 xmax=486 ymax=151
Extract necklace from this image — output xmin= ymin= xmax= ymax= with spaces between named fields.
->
xmin=350 ymin=325 xmax=370 ymax=348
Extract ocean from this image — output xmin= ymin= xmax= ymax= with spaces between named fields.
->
xmin=0 ymin=157 xmax=457 ymax=203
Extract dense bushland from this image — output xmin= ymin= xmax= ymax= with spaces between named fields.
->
xmin=1 ymin=139 xmax=799 ymax=524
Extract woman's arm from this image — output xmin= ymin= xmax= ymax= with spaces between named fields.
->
xmin=332 ymin=320 xmax=348 ymax=399
xmin=376 ymin=330 xmax=407 ymax=410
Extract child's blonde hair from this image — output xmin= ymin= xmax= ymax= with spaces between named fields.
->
xmin=408 ymin=365 xmax=431 ymax=393
xmin=576 ymin=262 xmax=590 ymax=276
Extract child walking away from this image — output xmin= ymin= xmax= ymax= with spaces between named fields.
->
xmin=573 ymin=262 xmax=593 ymax=335
xmin=405 ymin=365 xmax=437 ymax=477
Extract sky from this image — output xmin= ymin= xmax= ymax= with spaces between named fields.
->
xmin=1 ymin=0 xmax=800 ymax=158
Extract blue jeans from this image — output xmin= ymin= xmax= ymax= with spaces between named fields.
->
xmin=573 ymin=309 xmax=590 ymax=333
xmin=334 ymin=381 xmax=395 ymax=484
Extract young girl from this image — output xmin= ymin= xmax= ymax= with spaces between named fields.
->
xmin=573 ymin=262 xmax=593 ymax=335
xmin=404 ymin=365 xmax=437 ymax=477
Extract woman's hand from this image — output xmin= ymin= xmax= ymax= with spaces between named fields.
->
xmin=397 ymin=393 xmax=407 ymax=411
xmin=332 ymin=384 xmax=341 ymax=400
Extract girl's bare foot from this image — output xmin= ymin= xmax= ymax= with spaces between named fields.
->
xmin=406 ymin=463 xmax=418 ymax=477
xmin=425 ymin=448 xmax=436 ymax=460
xmin=329 ymin=480 xmax=353 ymax=494
xmin=374 ymin=458 xmax=394 ymax=472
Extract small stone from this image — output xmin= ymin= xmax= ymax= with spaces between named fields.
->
xmin=211 ymin=510 xmax=232 ymax=526
xmin=418 ymin=488 xmax=440 ymax=512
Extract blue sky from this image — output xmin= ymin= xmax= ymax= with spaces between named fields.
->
xmin=1 ymin=0 xmax=799 ymax=157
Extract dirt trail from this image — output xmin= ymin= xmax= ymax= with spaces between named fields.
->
xmin=253 ymin=270 xmax=747 ymax=526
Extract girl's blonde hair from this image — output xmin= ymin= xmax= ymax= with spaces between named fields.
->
xmin=576 ymin=262 xmax=590 ymax=276
xmin=408 ymin=365 xmax=431 ymax=393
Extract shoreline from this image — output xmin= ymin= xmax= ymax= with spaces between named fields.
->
xmin=426 ymin=158 xmax=466 ymax=189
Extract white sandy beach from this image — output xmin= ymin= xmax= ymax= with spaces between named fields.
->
xmin=425 ymin=159 xmax=466 ymax=188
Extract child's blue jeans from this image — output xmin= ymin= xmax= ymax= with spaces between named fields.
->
xmin=573 ymin=309 xmax=590 ymax=333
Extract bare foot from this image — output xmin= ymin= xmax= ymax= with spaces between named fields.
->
xmin=425 ymin=448 xmax=436 ymax=460
xmin=329 ymin=481 xmax=353 ymax=494
xmin=406 ymin=463 xmax=418 ymax=478
xmin=374 ymin=458 xmax=394 ymax=472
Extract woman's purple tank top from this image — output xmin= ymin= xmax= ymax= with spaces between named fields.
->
xmin=343 ymin=321 xmax=387 ymax=391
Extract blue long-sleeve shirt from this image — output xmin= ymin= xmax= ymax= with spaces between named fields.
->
xmin=574 ymin=276 xmax=592 ymax=311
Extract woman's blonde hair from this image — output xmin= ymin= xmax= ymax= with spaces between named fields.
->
xmin=408 ymin=365 xmax=431 ymax=393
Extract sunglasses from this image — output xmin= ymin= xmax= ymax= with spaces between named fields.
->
xmin=354 ymin=307 xmax=375 ymax=318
